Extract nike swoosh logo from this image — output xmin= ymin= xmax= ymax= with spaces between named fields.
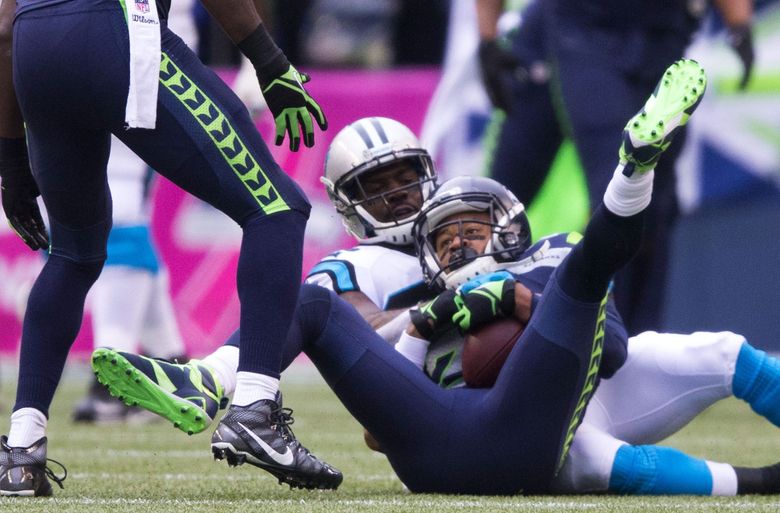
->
xmin=236 ymin=421 xmax=294 ymax=466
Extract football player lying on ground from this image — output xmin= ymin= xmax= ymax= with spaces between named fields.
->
xmin=88 ymin=60 xmax=777 ymax=493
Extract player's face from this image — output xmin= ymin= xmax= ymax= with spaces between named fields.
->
xmin=354 ymin=161 xmax=424 ymax=222
xmin=433 ymin=212 xmax=492 ymax=269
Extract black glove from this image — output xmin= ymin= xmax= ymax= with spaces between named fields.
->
xmin=727 ymin=24 xmax=754 ymax=91
xmin=453 ymin=278 xmax=516 ymax=332
xmin=478 ymin=39 xmax=523 ymax=112
xmin=409 ymin=289 xmax=460 ymax=340
xmin=0 ymin=139 xmax=49 ymax=251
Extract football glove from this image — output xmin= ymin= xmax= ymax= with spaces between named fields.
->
xmin=478 ymin=39 xmax=523 ymax=112
xmin=1 ymin=173 xmax=49 ymax=251
xmin=261 ymin=65 xmax=328 ymax=151
xmin=727 ymin=24 xmax=753 ymax=91
xmin=0 ymin=139 xmax=49 ymax=251
xmin=453 ymin=278 xmax=516 ymax=332
xmin=409 ymin=289 xmax=460 ymax=340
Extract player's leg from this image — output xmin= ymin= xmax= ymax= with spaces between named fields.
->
xmin=555 ymin=422 xmax=780 ymax=495
xmin=107 ymin=23 xmax=331 ymax=488
xmin=585 ymin=331 xmax=741 ymax=443
xmin=74 ymin=142 xmax=156 ymax=421
xmin=474 ymin=59 xmax=708 ymax=493
xmin=2 ymin=5 xmax=119 ymax=496
xmin=485 ymin=5 xmax=563 ymax=204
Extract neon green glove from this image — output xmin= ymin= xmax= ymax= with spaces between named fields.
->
xmin=261 ymin=65 xmax=328 ymax=151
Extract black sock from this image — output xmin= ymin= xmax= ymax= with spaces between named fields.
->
xmin=735 ymin=461 xmax=780 ymax=494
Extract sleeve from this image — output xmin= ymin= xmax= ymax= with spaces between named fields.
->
xmin=305 ymin=259 xmax=360 ymax=294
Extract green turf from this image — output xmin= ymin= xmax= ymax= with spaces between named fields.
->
xmin=2 ymin=361 xmax=780 ymax=512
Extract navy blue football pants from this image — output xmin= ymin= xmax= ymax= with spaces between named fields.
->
xmin=12 ymin=0 xmax=309 ymax=414
xmin=277 ymin=273 xmax=605 ymax=495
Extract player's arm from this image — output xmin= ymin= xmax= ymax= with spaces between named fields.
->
xmin=0 ymin=0 xmax=23 ymax=139
xmin=197 ymin=0 xmax=326 ymax=150
xmin=476 ymin=0 xmax=503 ymax=41
xmin=712 ymin=0 xmax=754 ymax=90
xmin=340 ymin=291 xmax=408 ymax=331
xmin=475 ymin=0 xmax=520 ymax=111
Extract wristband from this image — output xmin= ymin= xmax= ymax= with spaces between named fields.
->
xmin=0 ymin=137 xmax=29 ymax=166
xmin=237 ymin=24 xmax=290 ymax=87
xmin=395 ymin=331 xmax=430 ymax=370
xmin=0 ymin=137 xmax=32 ymax=181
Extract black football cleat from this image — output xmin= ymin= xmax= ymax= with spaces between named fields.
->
xmin=211 ymin=399 xmax=343 ymax=490
xmin=0 ymin=436 xmax=66 ymax=497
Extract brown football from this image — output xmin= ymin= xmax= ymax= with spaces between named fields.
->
xmin=462 ymin=317 xmax=526 ymax=388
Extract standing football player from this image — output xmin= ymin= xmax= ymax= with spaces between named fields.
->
xmin=0 ymin=0 xmax=336 ymax=496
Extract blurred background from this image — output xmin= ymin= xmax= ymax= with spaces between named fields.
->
xmin=1 ymin=0 xmax=779 ymax=360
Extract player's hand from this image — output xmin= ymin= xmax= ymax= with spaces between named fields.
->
xmin=727 ymin=24 xmax=754 ymax=90
xmin=260 ymin=65 xmax=327 ymax=151
xmin=409 ymin=289 xmax=460 ymax=340
xmin=1 ymin=173 xmax=49 ymax=251
xmin=453 ymin=278 xmax=516 ymax=332
xmin=478 ymin=39 xmax=522 ymax=111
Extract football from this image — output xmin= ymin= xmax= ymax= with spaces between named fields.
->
xmin=462 ymin=317 xmax=526 ymax=388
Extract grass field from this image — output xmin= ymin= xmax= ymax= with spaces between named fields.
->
xmin=2 ymin=360 xmax=780 ymax=512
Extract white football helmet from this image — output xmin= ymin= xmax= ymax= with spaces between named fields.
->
xmin=322 ymin=117 xmax=437 ymax=245
xmin=413 ymin=176 xmax=532 ymax=289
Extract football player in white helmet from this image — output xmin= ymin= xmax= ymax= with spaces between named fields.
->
xmin=307 ymin=117 xmax=438 ymax=336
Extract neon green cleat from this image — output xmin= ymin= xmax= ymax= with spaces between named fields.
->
xmin=619 ymin=58 xmax=707 ymax=175
xmin=91 ymin=348 xmax=227 ymax=435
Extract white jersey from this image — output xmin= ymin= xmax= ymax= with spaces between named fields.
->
xmin=305 ymin=243 xmax=433 ymax=311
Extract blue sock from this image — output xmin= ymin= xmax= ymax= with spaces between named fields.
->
xmin=609 ymin=445 xmax=713 ymax=495
xmin=732 ymin=343 xmax=780 ymax=426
